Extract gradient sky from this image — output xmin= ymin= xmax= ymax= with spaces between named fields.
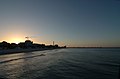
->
xmin=0 ymin=0 xmax=120 ymax=47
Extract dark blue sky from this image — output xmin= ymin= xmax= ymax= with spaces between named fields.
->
xmin=0 ymin=0 xmax=120 ymax=47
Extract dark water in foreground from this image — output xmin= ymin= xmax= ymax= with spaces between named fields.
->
xmin=0 ymin=48 xmax=120 ymax=79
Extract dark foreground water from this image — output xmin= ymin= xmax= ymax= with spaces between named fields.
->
xmin=0 ymin=48 xmax=120 ymax=79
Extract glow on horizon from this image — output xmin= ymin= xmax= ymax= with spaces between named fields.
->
xmin=1 ymin=37 xmax=25 ymax=44
xmin=0 ymin=36 xmax=119 ymax=47
xmin=0 ymin=33 xmax=25 ymax=44
xmin=9 ymin=38 xmax=24 ymax=44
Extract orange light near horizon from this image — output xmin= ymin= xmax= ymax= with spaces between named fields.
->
xmin=1 ymin=32 xmax=27 ymax=44
xmin=9 ymin=37 xmax=25 ymax=44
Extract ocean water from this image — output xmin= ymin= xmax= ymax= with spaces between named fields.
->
xmin=0 ymin=48 xmax=120 ymax=79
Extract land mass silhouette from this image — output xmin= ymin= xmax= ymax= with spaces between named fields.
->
xmin=0 ymin=40 xmax=66 ymax=55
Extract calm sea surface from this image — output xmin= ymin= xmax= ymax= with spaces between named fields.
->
xmin=0 ymin=48 xmax=120 ymax=79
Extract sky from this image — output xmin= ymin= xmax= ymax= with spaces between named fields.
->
xmin=0 ymin=0 xmax=120 ymax=47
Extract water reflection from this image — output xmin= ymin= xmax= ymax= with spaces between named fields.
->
xmin=0 ymin=53 xmax=26 ymax=79
xmin=0 ymin=50 xmax=61 ymax=79
xmin=0 ymin=49 xmax=119 ymax=79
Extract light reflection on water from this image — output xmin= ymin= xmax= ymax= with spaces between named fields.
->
xmin=0 ymin=48 xmax=120 ymax=79
xmin=0 ymin=49 xmax=64 ymax=79
xmin=0 ymin=53 xmax=24 ymax=79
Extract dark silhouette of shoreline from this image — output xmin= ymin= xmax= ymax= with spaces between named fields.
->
xmin=0 ymin=40 xmax=66 ymax=55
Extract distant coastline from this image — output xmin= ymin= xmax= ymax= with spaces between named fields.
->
xmin=0 ymin=40 xmax=66 ymax=55
xmin=68 ymin=47 xmax=120 ymax=49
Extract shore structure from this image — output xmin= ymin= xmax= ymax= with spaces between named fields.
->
xmin=0 ymin=40 xmax=66 ymax=55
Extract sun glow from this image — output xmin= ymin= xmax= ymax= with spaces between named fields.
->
xmin=9 ymin=38 xmax=25 ymax=44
